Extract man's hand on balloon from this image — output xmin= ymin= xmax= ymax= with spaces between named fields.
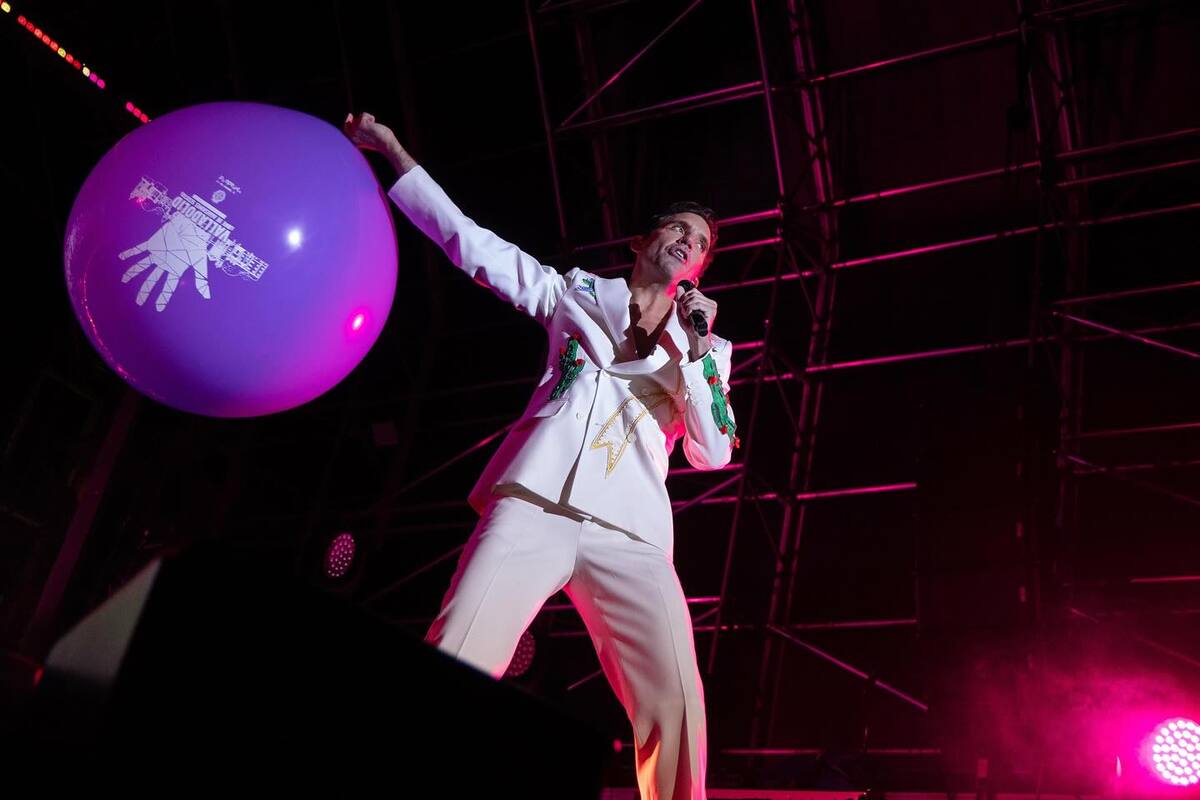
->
xmin=343 ymin=112 xmax=418 ymax=177
xmin=343 ymin=112 xmax=395 ymax=152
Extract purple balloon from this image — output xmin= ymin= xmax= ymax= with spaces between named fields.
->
xmin=64 ymin=101 xmax=397 ymax=417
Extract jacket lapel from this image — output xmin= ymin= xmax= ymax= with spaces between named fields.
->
xmin=591 ymin=274 xmax=689 ymax=377
xmin=593 ymin=275 xmax=630 ymax=350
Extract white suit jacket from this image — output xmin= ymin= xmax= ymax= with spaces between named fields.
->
xmin=388 ymin=167 xmax=737 ymax=556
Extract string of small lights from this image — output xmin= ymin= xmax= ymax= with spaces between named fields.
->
xmin=4 ymin=2 xmax=151 ymax=124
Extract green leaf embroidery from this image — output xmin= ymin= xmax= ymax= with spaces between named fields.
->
xmin=703 ymin=352 xmax=737 ymax=446
xmin=550 ymin=337 xmax=586 ymax=399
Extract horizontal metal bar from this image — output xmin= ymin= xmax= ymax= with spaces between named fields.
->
xmin=559 ymin=80 xmax=764 ymax=135
xmin=1074 ymin=420 xmax=1200 ymax=440
xmin=560 ymin=0 xmax=705 ymax=128
xmin=722 ymin=209 xmax=785 ymax=227
xmin=572 ymin=208 xmax=780 ymax=254
xmin=672 ymin=481 xmax=917 ymax=508
xmin=1058 ymin=156 xmax=1200 ymax=189
xmin=1130 ymin=575 xmax=1200 ymax=585
xmin=1063 ymin=454 xmax=1200 ymax=510
xmin=1059 ymin=126 xmax=1200 ymax=163
xmin=811 ymin=162 xmax=1038 ymax=213
xmin=796 ymin=136 xmax=1199 ymax=218
xmin=673 ymin=473 xmax=744 ymax=514
xmin=1071 ymin=457 xmax=1200 ymax=475
xmin=536 ymin=0 xmax=643 ymax=16
xmin=721 ymin=747 xmax=941 ymax=757
xmin=833 ymin=224 xmax=1045 ymax=270
xmin=1054 ymin=278 xmax=1200 ymax=307
xmin=465 ymin=6 xmax=1195 ymax=183
xmin=567 ymin=128 xmax=1200 ymax=256
xmin=805 ymin=152 xmax=1199 ymax=218
xmin=1068 ymin=607 xmax=1200 ymax=670
xmin=368 ymin=422 xmax=515 ymax=513
xmin=1054 ymin=311 xmax=1200 ymax=360
xmin=768 ymin=625 xmax=929 ymax=712
xmin=810 ymin=28 xmax=1019 ymax=85
xmin=363 ymin=542 xmax=467 ymax=605
xmin=595 ymin=235 xmax=785 ymax=276
xmin=1035 ymin=0 xmax=1148 ymax=20
xmin=780 ymin=320 xmax=1200 ymax=379
xmin=804 ymin=338 xmax=1032 ymax=374
xmin=703 ymin=198 xmax=1200 ymax=295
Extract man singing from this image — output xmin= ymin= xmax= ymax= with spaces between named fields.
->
xmin=346 ymin=111 xmax=738 ymax=800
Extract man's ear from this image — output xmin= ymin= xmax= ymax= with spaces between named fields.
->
xmin=630 ymin=234 xmax=647 ymax=255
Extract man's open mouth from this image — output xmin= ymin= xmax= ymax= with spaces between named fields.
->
xmin=668 ymin=246 xmax=687 ymax=263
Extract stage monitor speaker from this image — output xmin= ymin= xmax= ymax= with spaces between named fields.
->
xmin=14 ymin=542 xmax=608 ymax=796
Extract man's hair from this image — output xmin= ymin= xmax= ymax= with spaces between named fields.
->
xmin=647 ymin=201 xmax=719 ymax=273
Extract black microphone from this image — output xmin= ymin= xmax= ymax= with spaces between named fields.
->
xmin=677 ymin=280 xmax=709 ymax=338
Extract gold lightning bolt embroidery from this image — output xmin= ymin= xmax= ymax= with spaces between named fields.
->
xmin=590 ymin=391 xmax=673 ymax=477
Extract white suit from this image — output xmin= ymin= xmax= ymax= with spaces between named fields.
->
xmin=388 ymin=167 xmax=738 ymax=799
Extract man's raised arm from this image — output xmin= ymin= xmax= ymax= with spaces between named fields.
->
xmin=344 ymin=112 xmax=574 ymax=326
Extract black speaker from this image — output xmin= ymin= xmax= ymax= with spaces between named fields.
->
xmin=14 ymin=542 xmax=609 ymax=795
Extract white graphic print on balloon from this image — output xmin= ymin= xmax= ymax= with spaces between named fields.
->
xmin=120 ymin=176 xmax=269 ymax=311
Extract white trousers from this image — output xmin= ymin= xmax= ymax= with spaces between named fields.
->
xmin=425 ymin=492 xmax=707 ymax=800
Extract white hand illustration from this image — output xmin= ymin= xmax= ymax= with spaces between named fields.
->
xmin=118 ymin=213 xmax=213 ymax=311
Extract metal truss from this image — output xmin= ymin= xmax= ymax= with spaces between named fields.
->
xmin=359 ymin=0 xmax=1200 ymax=771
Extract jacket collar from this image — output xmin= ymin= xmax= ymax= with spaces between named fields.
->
xmin=593 ymin=274 xmax=690 ymax=376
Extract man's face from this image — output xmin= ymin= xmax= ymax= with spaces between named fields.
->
xmin=635 ymin=212 xmax=712 ymax=284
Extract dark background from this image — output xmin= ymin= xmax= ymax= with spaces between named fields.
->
xmin=2 ymin=0 xmax=1199 ymax=793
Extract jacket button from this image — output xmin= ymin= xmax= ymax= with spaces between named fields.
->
xmin=576 ymin=412 xmax=584 ymax=421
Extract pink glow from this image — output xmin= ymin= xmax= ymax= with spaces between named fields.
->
xmin=1143 ymin=718 xmax=1200 ymax=787
xmin=503 ymin=630 xmax=536 ymax=678
xmin=324 ymin=533 xmax=356 ymax=579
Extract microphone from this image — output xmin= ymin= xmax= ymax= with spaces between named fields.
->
xmin=677 ymin=280 xmax=709 ymax=338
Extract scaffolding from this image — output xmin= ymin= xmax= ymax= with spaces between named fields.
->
xmin=7 ymin=0 xmax=1197 ymax=790
xmin=347 ymin=0 xmax=1200 ymax=774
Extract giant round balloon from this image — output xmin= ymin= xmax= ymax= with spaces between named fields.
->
xmin=64 ymin=101 xmax=397 ymax=417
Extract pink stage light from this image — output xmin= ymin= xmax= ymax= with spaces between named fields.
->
xmin=503 ymin=630 xmax=536 ymax=679
xmin=324 ymin=532 xmax=356 ymax=579
xmin=1150 ymin=718 xmax=1200 ymax=787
